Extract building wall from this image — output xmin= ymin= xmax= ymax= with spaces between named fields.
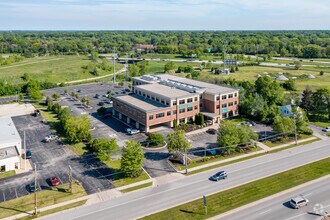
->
xmin=0 ymin=156 xmax=20 ymax=172
xmin=113 ymin=99 xmax=147 ymax=126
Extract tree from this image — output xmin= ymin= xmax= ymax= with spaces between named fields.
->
xmin=164 ymin=61 xmax=176 ymax=72
xmin=46 ymin=96 xmax=53 ymax=106
xmin=22 ymin=73 xmax=30 ymax=81
xmin=294 ymin=61 xmax=302 ymax=70
xmin=282 ymin=79 xmax=296 ymax=91
xmin=320 ymin=71 xmax=324 ymax=76
xmin=97 ymin=107 xmax=107 ymax=115
xmin=271 ymin=115 xmax=294 ymax=135
xmin=217 ymin=121 xmax=240 ymax=148
xmin=238 ymin=125 xmax=258 ymax=143
xmin=129 ymin=64 xmax=140 ymax=77
xmin=195 ymin=113 xmax=204 ymax=125
xmin=301 ymin=86 xmax=314 ymax=116
xmin=255 ymin=76 xmax=284 ymax=105
xmin=92 ymin=138 xmax=119 ymax=161
xmin=167 ymin=130 xmax=190 ymax=153
xmin=52 ymin=93 xmax=60 ymax=100
xmin=64 ymin=115 xmax=91 ymax=143
xmin=302 ymin=45 xmax=320 ymax=58
xmin=29 ymin=88 xmax=43 ymax=101
xmin=312 ymin=88 xmax=330 ymax=119
xmin=147 ymin=133 xmax=164 ymax=146
xmin=90 ymin=51 xmax=99 ymax=61
xmin=120 ymin=140 xmax=144 ymax=178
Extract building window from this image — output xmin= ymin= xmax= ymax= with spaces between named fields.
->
xmin=216 ymin=105 xmax=220 ymax=109
xmin=234 ymin=101 xmax=237 ymax=105
xmin=156 ymin=97 xmax=160 ymax=102
xmin=222 ymin=113 xmax=227 ymax=118
xmin=149 ymin=115 xmax=153 ymax=120
xmin=156 ymin=113 xmax=165 ymax=118
xmin=194 ymin=105 xmax=198 ymax=110
xmin=200 ymin=103 xmax=203 ymax=108
xmin=143 ymin=92 xmax=146 ymax=97
xmin=187 ymin=107 xmax=193 ymax=112
xmin=222 ymin=95 xmax=227 ymax=100
xmin=139 ymin=91 xmax=142 ymax=95
xmin=194 ymin=97 xmax=198 ymax=101
xmin=228 ymin=94 xmax=233 ymax=98
xmin=161 ymin=100 xmax=165 ymax=104
xmin=167 ymin=111 xmax=171 ymax=116
xmin=187 ymin=98 xmax=193 ymax=103
xmin=222 ymin=103 xmax=227 ymax=108
xmin=179 ymin=108 xmax=185 ymax=113
xmin=173 ymin=101 xmax=177 ymax=106
xmin=216 ymin=96 xmax=220 ymax=101
xmin=200 ymin=94 xmax=203 ymax=99
xmin=228 ymin=102 xmax=233 ymax=107
xmin=234 ymin=93 xmax=237 ymax=97
xmin=179 ymin=118 xmax=185 ymax=123
xmin=173 ymin=110 xmax=177 ymax=114
xmin=166 ymin=101 xmax=169 ymax=106
xmin=147 ymin=95 xmax=150 ymax=98
xmin=179 ymin=99 xmax=185 ymax=104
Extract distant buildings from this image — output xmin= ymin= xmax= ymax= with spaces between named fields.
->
xmin=0 ymin=117 xmax=22 ymax=172
xmin=112 ymin=74 xmax=239 ymax=132
xmin=132 ymin=44 xmax=157 ymax=53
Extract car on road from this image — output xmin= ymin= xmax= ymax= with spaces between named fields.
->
xmin=322 ymin=127 xmax=330 ymax=132
xmin=206 ymin=128 xmax=217 ymax=135
xmin=50 ymin=176 xmax=60 ymax=186
xmin=25 ymin=149 xmax=32 ymax=159
xmin=290 ymin=196 xmax=309 ymax=209
xmin=209 ymin=171 xmax=227 ymax=181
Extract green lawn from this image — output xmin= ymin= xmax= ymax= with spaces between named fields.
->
xmin=0 ymin=55 xmax=123 ymax=85
xmin=17 ymin=200 xmax=87 ymax=220
xmin=0 ymin=182 xmax=86 ymax=219
xmin=120 ymin=182 xmax=153 ymax=193
xmin=142 ymin=157 xmax=330 ymax=220
xmin=0 ymin=170 xmax=16 ymax=179
xmin=308 ymin=115 xmax=330 ymax=128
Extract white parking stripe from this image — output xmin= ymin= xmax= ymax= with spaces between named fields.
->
xmin=259 ymin=209 xmax=272 ymax=215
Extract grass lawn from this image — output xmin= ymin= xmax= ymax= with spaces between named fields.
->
xmin=0 ymin=182 xmax=86 ymax=219
xmin=141 ymin=157 xmax=330 ymax=220
xmin=174 ymin=147 xmax=261 ymax=171
xmin=308 ymin=115 xmax=330 ymax=128
xmin=120 ymin=182 xmax=153 ymax=193
xmin=17 ymin=200 xmax=87 ymax=220
xmin=263 ymin=134 xmax=313 ymax=148
xmin=0 ymin=55 xmax=123 ymax=85
xmin=0 ymin=170 xmax=16 ymax=179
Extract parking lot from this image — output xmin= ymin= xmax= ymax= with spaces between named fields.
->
xmin=0 ymin=114 xmax=117 ymax=202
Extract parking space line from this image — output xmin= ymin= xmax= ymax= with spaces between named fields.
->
xmin=15 ymin=188 xmax=18 ymax=198
xmin=3 ymin=191 xmax=5 ymax=201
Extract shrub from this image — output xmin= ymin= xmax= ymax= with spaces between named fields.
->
xmin=147 ymin=133 xmax=164 ymax=146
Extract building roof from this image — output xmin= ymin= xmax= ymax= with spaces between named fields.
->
xmin=0 ymin=117 xmax=21 ymax=148
xmin=135 ymin=83 xmax=193 ymax=99
xmin=0 ymin=146 xmax=19 ymax=160
xmin=114 ymin=94 xmax=170 ymax=113
xmin=134 ymin=74 xmax=238 ymax=95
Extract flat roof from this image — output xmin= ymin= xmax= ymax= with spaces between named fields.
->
xmin=135 ymin=83 xmax=193 ymax=99
xmin=134 ymin=74 xmax=238 ymax=95
xmin=0 ymin=117 xmax=21 ymax=148
xmin=0 ymin=146 xmax=19 ymax=160
xmin=114 ymin=94 xmax=170 ymax=112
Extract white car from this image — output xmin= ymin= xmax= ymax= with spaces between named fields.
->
xmin=290 ymin=196 xmax=309 ymax=209
xmin=125 ymin=128 xmax=140 ymax=135
xmin=322 ymin=127 xmax=330 ymax=132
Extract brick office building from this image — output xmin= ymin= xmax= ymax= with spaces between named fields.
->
xmin=112 ymin=74 xmax=239 ymax=132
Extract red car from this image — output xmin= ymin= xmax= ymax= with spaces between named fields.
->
xmin=50 ymin=176 xmax=60 ymax=186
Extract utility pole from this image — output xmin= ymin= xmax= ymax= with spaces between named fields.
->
xmin=34 ymin=164 xmax=37 ymax=215
xmin=113 ymin=48 xmax=116 ymax=84
xmin=184 ymin=146 xmax=188 ymax=175
xmin=222 ymin=41 xmax=227 ymax=73
xmin=294 ymin=113 xmax=298 ymax=145
xmin=68 ymin=165 xmax=72 ymax=193
xmin=125 ymin=53 xmax=129 ymax=81
xmin=24 ymin=130 xmax=26 ymax=170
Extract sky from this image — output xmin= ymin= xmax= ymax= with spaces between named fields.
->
xmin=0 ymin=0 xmax=329 ymax=30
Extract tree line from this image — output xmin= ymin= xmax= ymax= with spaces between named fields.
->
xmin=0 ymin=31 xmax=329 ymax=58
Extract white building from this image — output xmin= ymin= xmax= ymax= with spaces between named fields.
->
xmin=0 ymin=117 xmax=22 ymax=172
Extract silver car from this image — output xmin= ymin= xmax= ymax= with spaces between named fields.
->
xmin=290 ymin=196 xmax=309 ymax=209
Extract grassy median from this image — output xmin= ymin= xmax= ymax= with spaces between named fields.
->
xmin=141 ymin=157 xmax=330 ymax=220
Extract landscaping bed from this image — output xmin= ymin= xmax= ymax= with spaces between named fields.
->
xmin=264 ymin=134 xmax=313 ymax=147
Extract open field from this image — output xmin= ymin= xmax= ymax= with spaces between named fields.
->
xmin=0 ymin=182 xmax=86 ymax=219
xmin=0 ymin=55 xmax=123 ymax=84
xmin=142 ymin=157 xmax=330 ymax=220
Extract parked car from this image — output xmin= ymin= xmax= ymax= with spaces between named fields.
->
xmin=50 ymin=176 xmax=60 ymax=186
xmin=77 ymin=89 xmax=81 ymax=93
xmin=33 ymin=109 xmax=40 ymax=117
xmin=209 ymin=171 xmax=227 ymax=181
xmin=98 ymin=102 xmax=104 ymax=106
xmin=206 ymin=128 xmax=217 ymax=135
xmin=207 ymin=149 xmax=217 ymax=155
xmin=43 ymin=134 xmax=59 ymax=143
xmin=28 ymin=182 xmax=39 ymax=192
xmin=94 ymin=94 xmax=101 ymax=99
xmin=104 ymin=100 xmax=113 ymax=104
xmin=125 ymin=128 xmax=140 ymax=135
xmin=290 ymin=196 xmax=309 ymax=209
xmin=25 ymin=149 xmax=32 ymax=159
xmin=322 ymin=127 xmax=330 ymax=132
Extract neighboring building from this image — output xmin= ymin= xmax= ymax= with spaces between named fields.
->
xmin=132 ymin=44 xmax=157 ymax=53
xmin=280 ymin=105 xmax=293 ymax=117
xmin=0 ymin=117 xmax=22 ymax=172
xmin=113 ymin=74 xmax=239 ymax=132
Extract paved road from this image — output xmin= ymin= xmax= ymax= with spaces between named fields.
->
xmin=219 ymin=176 xmax=330 ymax=220
xmin=42 ymin=139 xmax=330 ymax=220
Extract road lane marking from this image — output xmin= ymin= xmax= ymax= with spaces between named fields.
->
xmin=284 ymin=204 xmax=330 ymax=220
xmin=259 ymin=209 xmax=272 ymax=215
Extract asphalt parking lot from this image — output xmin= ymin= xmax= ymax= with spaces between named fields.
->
xmin=0 ymin=114 xmax=116 ymax=202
